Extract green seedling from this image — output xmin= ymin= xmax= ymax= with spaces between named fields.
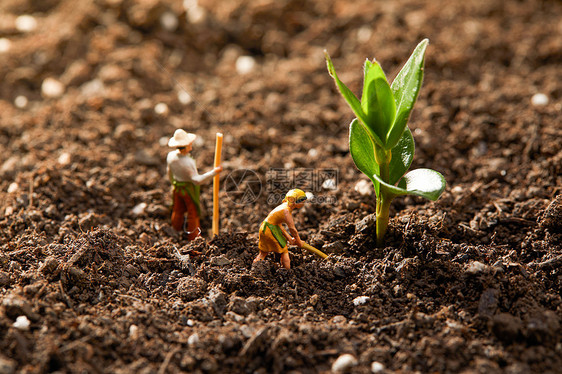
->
xmin=325 ymin=39 xmax=446 ymax=246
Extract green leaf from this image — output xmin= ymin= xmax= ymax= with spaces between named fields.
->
xmin=350 ymin=120 xmax=415 ymax=197
xmin=373 ymin=168 xmax=446 ymax=201
xmin=387 ymin=39 xmax=429 ymax=149
xmin=349 ymin=118 xmax=380 ymax=196
xmin=361 ymin=60 xmax=396 ymax=147
xmin=389 ymin=127 xmax=414 ymax=185
xmin=325 ymin=51 xmax=384 ymax=147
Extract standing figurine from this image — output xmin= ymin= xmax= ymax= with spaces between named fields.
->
xmin=167 ymin=129 xmax=222 ymax=240
xmin=254 ymin=189 xmax=308 ymax=269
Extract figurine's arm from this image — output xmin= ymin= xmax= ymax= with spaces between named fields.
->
xmin=283 ymin=209 xmax=303 ymax=247
xmin=190 ymin=167 xmax=221 ymax=185
xmin=179 ymin=157 xmax=222 ymax=185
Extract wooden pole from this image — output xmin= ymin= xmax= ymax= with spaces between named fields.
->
xmin=212 ymin=133 xmax=223 ymax=236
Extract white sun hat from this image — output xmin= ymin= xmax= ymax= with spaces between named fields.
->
xmin=168 ymin=129 xmax=197 ymax=147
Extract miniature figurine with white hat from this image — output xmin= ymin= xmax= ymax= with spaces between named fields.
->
xmin=167 ymin=129 xmax=223 ymax=240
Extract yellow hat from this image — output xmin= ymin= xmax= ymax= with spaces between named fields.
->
xmin=283 ymin=189 xmax=307 ymax=204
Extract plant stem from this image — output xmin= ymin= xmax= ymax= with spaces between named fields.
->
xmin=379 ymin=160 xmax=390 ymax=182
xmin=376 ymin=191 xmax=391 ymax=247
xmin=376 ymin=161 xmax=391 ymax=247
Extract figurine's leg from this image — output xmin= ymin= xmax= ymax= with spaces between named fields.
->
xmin=280 ymin=252 xmax=290 ymax=269
xmin=171 ymin=192 xmax=187 ymax=231
xmin=253 ymin=251 xmax=268 ymax=263
xmin=185 ymin=195 xmax=201 ymax=240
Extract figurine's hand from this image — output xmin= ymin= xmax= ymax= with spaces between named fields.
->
xmin=214 ymin=166 xmax=223 ymax=173
xmin=294 ymin=237 xmax=303 ymax=248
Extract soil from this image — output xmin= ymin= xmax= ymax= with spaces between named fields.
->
xmin=0 ymin=0 xmax=561 ymax=373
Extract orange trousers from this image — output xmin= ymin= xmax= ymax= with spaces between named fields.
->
xmin=171 ymin=190 xmax=201 ymax=240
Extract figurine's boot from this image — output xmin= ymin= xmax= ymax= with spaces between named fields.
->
xmin=186 ymin=219 xmax=201 ymax=240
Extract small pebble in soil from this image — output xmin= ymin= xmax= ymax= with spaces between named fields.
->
xmin=160 ymin=10 xmax=178 ymax=31
xmin=129 ymin=325 xmax=140 ymax=340
xmin=187 ymin=333 xmax=199 ymax=346
xmin=15 ymin=15 xmax=37 ymax=32
xmin=4 ymin=206 xmax=14 ymax=216
xmin=265 ymin=92 xmax=282 ymax=112
xmin=332 ymin=315 xmax=347 ymax=324
xmin=451 ymin=185 xmax=463 ymax=194
xmin=57 ymin=152 xmax=71 ymax=166
xmin=14 ymin=95 xmax=28 ymax=109
xmin=236 ymin=56 xmax=256 ymax=75
xmin=354 ymin=179 xmax=372 ymax=196
xmin=357 ymin=26 xmax=373 ymax=42
xmin=41 ymin=78 xmax=65 ymax=98
xmin=332 ymin=353 xmax=358 ymax=373
xmin=531 ymin=93 xmax=548 ymax=106
xmin=178 ymin=90 xmax=192 ymax=104
xmin=371 ymin=361 xmax=385 ymax=373
xmin=308 ymin=148 xmax=318 ymax=158
xmin=184 ymin=1 xmax=206 ymax=24
xmin=0 ymin=38 xmax=11 ymax=53
xmin=322 ymin=178 xmax=337 ymax=190
xmin=7 ymin=183 xmax=18 ymax=193
xmin=154 ymin=102 xmax=169 ymax=116
xmin=80 ymin=79 xmax=104 ymax=97
xmin=466 ymin=261 xmax=490 ymax=275
xmin=131 ymin=202 xmax=147 ymax=216
xmin=353 ymin=296 xmax=370 ymax=306
xmin=13 ymin=316 xmax=31 ymax=331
